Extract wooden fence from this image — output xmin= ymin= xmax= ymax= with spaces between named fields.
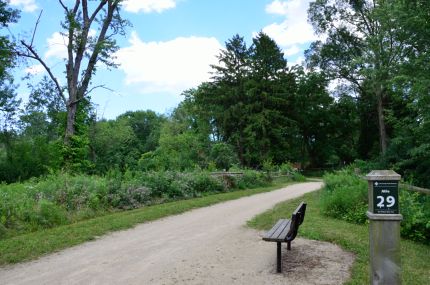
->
xmin=400 ymin=183 xmax=430 ymax=195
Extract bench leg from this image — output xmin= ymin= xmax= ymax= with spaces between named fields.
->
xmin=287 ymin=241 xmax=291 ymax=250
xmin=277 ymin=242 xmax=282 ymax=273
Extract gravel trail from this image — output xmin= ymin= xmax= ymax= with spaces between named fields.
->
xmin=0 ymin=182 xmax=354 ymax=284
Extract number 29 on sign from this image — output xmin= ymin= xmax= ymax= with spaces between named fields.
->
xmin=376 ymin=195 xmax=395 ymax=208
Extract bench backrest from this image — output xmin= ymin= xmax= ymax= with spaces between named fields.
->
xmin=286 ymin=202 xmax=307 ymax=241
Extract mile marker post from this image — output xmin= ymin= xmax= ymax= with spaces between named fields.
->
xmin=365 ymin=170 xmax=402 ymax=285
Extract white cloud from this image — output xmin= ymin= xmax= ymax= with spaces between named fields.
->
xmin=123 ymin=0 xmax=176 ymax=13
xmin=263 ymin=21 xmax=316 ymax=47
xmin=263 ymin=0 xmax=317 ymax=47
xmin=9 ymin=0 xmax=38 ymax=13
xmin=25 ymin=64 xmax=45 ymax=75
xmin=44 ymin=32 xmax=67 ymax=60
xmin=115 ymin=32 xmax=223 ymax=94
xmin=265 ymin=0 xmax=290 ymax=15
xmin=283 ymin=45 xmax=300 ymax=56
xmin=262 ymin=0 xmax=317 ymax=66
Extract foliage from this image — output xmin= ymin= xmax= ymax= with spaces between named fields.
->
xmin=2 ymin=0 xmax=430 ymax=195
xmin=321 ymin=169 xmax=430 ymax=244
xmin=321 ymin=170 xmax=368 ymax=224
xmin=400 ymin=190 xmax=430 ymax=243
xmin=307 ymin=0 xmax=404 ymax=155
xmin=0 ymin=169 xmax=274 ymax=239
xmin=191 ymin=33 xmax=340 ymax=169
xmin=209 ymin=142 xmax=239 ymax=171
xmin=0 ymin=0 xmax=19 ymax=78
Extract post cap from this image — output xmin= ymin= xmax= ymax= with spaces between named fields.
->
xmin=365 ymin=170 xmax=401 ymax=181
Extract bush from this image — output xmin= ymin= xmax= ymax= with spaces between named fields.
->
xmin=237 ymin=170 xmax=268 ymax=189
xmin=209 ymin=143 xmax=239 ymax=171
xmin=400 ymin=190 xmax=430 ymax=244
xmin=279 ymin=162 xmax=294 ymax=175
xmin=291 ymin=172 xmax=306 ymax=182
xmin=24 ymin=200 xmax=68 ymax=229
xmin=188 ymin=173 xmax=224 ymax=194
xmin=321 ymin=170 xmax=370 ymax=224
xmin=0 ymin=169 xmax=274 ymax=240
xmin=322 ymin=169 xmax=430 ymax=244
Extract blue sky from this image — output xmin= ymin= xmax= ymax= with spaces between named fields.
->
xmin=8 ymin=0 xmax=317 ymax=119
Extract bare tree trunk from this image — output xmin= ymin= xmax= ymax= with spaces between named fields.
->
xmin=237 ymin=134 xmax=244 ymax=166
xmin=376 ymin=87 xmax=387 ymax=155
xmin=65 ymin=101 xmax=78 ymax=144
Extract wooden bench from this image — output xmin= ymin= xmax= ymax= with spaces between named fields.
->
xmin=262 ymin=202 xmax=307 ymax=273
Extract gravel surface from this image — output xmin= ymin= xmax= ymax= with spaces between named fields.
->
xmin=0 ymin=182 xmax=354 ymax=284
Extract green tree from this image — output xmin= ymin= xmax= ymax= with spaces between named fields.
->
xmin=244 ymin=32 xmax=291 ymax=166
xmin=383 ymin=0 xmax=430 ymax=186
xmin=290 ymin=67 xmax=334 ymax=167
xmin=209 ymin=142 xmax=239 ymax=171
xmin=0 ymin=0 xmax=19 ymax=79
xmin=307 ymin=0 xmax=407 ymax=156
xmin=139 ymin=100 xmax=210 ymax=171
xmin=198 ymin=33 xmax=299 ymax=167
xmin=117 ymin=110 xmax=166 ymax=154
xmin=207 ymin=34 xmax=251 ymax=164
xmin=0 ymin=1 xmax=22 ymax=182
xmin=90 ymin=110 xmax=165 ymax=173
xmin=90 ymin=117 xmax=137 ymax=173
xmin=0 ymin=0 xmax=20 ymax=131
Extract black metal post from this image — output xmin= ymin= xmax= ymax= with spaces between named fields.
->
xmin=287 ymin=241 xmax=291 ymax=250
xmin=277 ymin=242 xmax=282 ymax=273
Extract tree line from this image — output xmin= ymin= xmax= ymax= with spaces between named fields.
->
xmin=1 ymin=0 xmax=430 ymax=188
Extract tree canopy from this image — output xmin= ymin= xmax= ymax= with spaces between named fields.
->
xmin=1 ymin=0 xmax=430 ymax=188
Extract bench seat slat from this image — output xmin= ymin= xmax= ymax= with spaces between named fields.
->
xmin=278 ymin=220 xmax=293 ymax=240
xmin=262 ymin=219 xmax=284 ymax=239
xmin=262 ymin=219 xmax=291 ymax=242
xmin=270 ymin=219 xmax=288 ymax=240
xmin=272 ymin=219 xmax=291 ymax=240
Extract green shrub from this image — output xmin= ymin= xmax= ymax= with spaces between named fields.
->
xmin=24 ymin=200 xmax=68 ymax=229
xmin=0 ymin=223 xmax=6 ymax=239
xmin=321 ymin=170 xmax=369 ymax=224
xmin=116 ymin=186 xmax=152 ymax=209
xmin=188 ymin=173 xmax=224 ymax=194
xmin=209 ymin=143 xmax=239 ymax=171
xmin=400 ymin=190 xmax=430 ymax=244
xmin=322 ymin=169 xmax=430 ymax=244
xmin=237 ymin=170 xmax=268 ymax=189
xmin=0 ymin=169 xmax=274 ymax=239
xmin=291 ymin=172 xmax=306 ymax=182
xmin=279 ymin=162 xmax=294 ymax=175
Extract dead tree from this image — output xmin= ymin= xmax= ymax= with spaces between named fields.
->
xmin=19 ymin=0 xmax=128 ymax=145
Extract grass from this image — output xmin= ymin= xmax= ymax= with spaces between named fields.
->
xmin=0 ymin=177 xmax=295 ymax=266
xmin=247 ymin=190 xmax=430 ymax=285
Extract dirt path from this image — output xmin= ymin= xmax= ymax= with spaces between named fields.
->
xmin=0 ymin=182 xmax=354 ymax=284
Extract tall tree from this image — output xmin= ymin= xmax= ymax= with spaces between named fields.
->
xmin=208 ymin=34 xmax=251 ymax=164
xmin=245 ymin=32 xmax=290 ymax=165
xmin=0 ymin=1 xmax=20 ymax=177
xmin=0 ymin=0 xmax=20 ymax=131
xmin=0 ymin=0 xmax=19 ymax=79
xmin=290 ymin=67 xmax=333 ymax=168
xmin=18 ymin=0 xmax=129 ymax=147
xmin=384 ymin=0 xmax=430 ymax=186
xmin=306 ymin=0 xmax=406 ymax=155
